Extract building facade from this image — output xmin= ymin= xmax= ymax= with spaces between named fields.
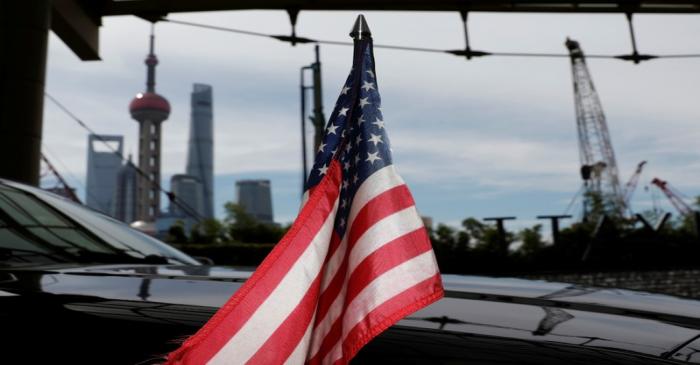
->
xmin=113 ymin=156 xmax=139 ymax=223
xmin=85 ymin=134 xmax=123 ymax=216
xmin=169 ymin=174 xmax=205 ymax=219
xmin=236 ymin=179 xmax=273 ymax=224
xmin=185 ymin=83 xmax=214 ymax=219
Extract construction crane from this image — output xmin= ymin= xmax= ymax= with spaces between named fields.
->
xmin=650 ymin=177 xmax=694 ymax=217
xmin=622 ymin=160 xmax=647 ymax=209
xmin=566 ymin=38 xmax=626 ymax=219
xmin=40 ymin=153 xmax=81 ymax=203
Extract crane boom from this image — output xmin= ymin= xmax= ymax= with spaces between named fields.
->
xmin=650 ymin=177 xmax=693 ymax=217
xmin=40 ymin=153 xmax=81 ymax=204
xmin=566 ymin=38 xmax=626 ymax=217
xmin=622 ymin=160 xmax=647 ymax=206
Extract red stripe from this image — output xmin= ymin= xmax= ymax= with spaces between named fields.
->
xmin=246 ymin=273 xmax=323 ymax=364
xmin=345 ymin=228 xmax=431 ymax=305
xmin=165 ymin=161 xmax=342 ymax=365
xmin=341 ymin=273 xmax=444 ymax=363
xmin=307 ymin=314 xmax=343 ymax=365
xmin=348 ymin=185 xmax=414 ymax=250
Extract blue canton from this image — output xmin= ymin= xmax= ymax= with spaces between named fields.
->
xmin=305 ymin=41 xmax=393 ymax=237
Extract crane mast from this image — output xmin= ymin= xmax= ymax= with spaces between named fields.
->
xmin=566 ymin=38 xmax=625 ymax=218
xmin=650 ymin=178 xmax=693 ymax=217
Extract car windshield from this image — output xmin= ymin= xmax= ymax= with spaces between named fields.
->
xmin=0 ymin=181 xmax=199 ymax=267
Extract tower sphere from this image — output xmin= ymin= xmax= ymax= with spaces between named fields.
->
xmin=129 ymin=92 xmax=170 ymax=120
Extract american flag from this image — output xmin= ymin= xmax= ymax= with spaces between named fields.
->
xmin=166 ymin=27 xmax=443 ymax=365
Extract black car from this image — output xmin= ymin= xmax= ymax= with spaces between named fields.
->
xmin=1 ymin=180 xmax=699 ymax=364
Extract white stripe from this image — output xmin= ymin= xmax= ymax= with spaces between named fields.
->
xmin=347 ymin=206 xmax=423 ymax=274
xmin=348 ymin=165 xmax=404 ymax=227
xmin=320 ymin=252 xmax=439 ymax=364
xmin=341 ymin=250 xmax=439 ymax=339
xmin=207 ymin=198 xmax=339 ymax=365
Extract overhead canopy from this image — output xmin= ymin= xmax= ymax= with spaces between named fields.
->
xmin=101 ymin=0 xmax=700 ymax=14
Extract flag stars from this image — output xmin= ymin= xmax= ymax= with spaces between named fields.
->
xmin=317 ymin=164 xmax=328 ymax=176
xmin=373 ymin=118 xmax=385 ymax=130
xmin=342 ymin=180 xmax=349 ymax=190
xmin=341 ymin=199 xmax=348 ymax=209
xmin=368 ymin=133 xmax=383 ymax=147
xmin=366 ymin=151 xmax=382 ymax=164
xmin=341 ymin=85 xmax=351 ymax=95
xmin=318 ymin=142 xmax=327 ymax=153
xmin=343 ymin=161 xmax=351 ymax=171
xmin=362 ymin=81 xmax=375 ymax=92
xmin=366 ymin=70 xmax=375 ymax=78
xmin=338 ymin=107 xmax=349 ymax=116
xmin=339 ymin=218 xmax=346 ymax=228
xmin=359 ymin=97 xmax=371 ymax=108
xmin=357 ymin=114 xmax=366 ymax=125
xmin=327 ymin=123 xmax=339 ymax=135
xmin=353 ymin=174 xmax=359 ymax=184
xmin=355 ymin=135 xmax=362 ymax=146
xmin=345 ymin=143 xmax=352 ymax=153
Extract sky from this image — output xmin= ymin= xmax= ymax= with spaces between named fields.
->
xmin=42 ymin=10 xmax=700 ymax=233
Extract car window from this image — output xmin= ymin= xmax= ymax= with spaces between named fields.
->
xmin=0 ymin=183 xmax=198 ymax=267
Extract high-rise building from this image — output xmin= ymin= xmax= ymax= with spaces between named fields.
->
xmin=169 ymin=174 xmax=205 ymax=219
xmin=236 ymin=179 xmax=273 ymax=224
xmin=186 ymin=83 xmax=214 ymax=219
xmin=85 ymin=134 xmax=123 ymax=215
xmin=113 ymin=155 xmax=139 ymax=223
xmin=129 ymin=27 xmax=170 ymax=222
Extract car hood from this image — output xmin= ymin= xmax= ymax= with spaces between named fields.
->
xmin=2 ymin=264 xmax=700 ymax=361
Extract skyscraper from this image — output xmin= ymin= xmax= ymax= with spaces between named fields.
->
xmin=129 ymin=27 xmax=170 ymax=222
xmin=85 ymin=134 xmax=123 ymax=215
xmin=113 ymin=155 xmax=138 ymax=223
xmin=169 ymin=174 xmax=204 ymax=219
xmin=236 ymin=179 xmax=273 ymax=224
xmin=186 ymin=83 xmax=214 ymax=219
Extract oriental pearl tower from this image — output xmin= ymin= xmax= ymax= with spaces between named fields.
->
xmin=129 ymin=26 xmax=170 ymax=223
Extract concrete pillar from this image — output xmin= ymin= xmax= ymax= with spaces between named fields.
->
xmin=0 ymin=1 xmax=51 ymax=186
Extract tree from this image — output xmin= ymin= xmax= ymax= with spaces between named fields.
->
xmin=224 ymin=202 xmax=286 ymax=244
xmin=164 ymin=220 xmax=187 ymax=244
xmin=517 ymin=224 xmax=545 ymax=258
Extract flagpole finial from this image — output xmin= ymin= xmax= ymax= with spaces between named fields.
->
xmin=349 ymin=14 xmax=371 ymax=40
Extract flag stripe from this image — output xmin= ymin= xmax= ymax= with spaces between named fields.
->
xmin=207 ymin=193 xmax=340 ymax=365
xmin=341 ymin=273 xmax=443 ymax=361
xmin=342 ymin=250 xmax=441 ymax=340
xmin=347 ymin=206 xmax=424 ymax=275
xmin=347 ymin=184 xmax=414 ymax=247
xmin=245 ymin=273 xmax=323 ymax=364
xmin=168 ymin=161 xmax=342 ymax=365
xmin=315 ymin=249 xmax=439 ymax=365
xmin=345 ymin=228 xmax=431 ymax=305
xmin=347 ymin=165 xmax=404 ymax=226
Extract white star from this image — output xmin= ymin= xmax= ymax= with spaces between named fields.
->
xmin=366 ymin=151 xmax=382 ymax=164
xmin=338 ymin=107 xmax=349 ymax=116
xmin=318 ymin=164 xmax=328 ymax=175
xmin=331 ymin=148 xmax=337 ymax=155
xmin=318 ymin=142 xmax=326 ymax=153
xmin=345 ymin=143 xmax=352 ymax=153
xmin=366 ymin=70 xmax=375 ymax=78
xmin=327 ymin=123 xmax=339 ymax=135
xmin=342 ymin=180 xmax=349 ymax=189
xmin=368 ymin=133 xmax=383 ymax=146
xmin=353 ymin=174 xmax=359 ymax=184
xmin=343 ymin=161 xmax=351 ymax=171
xmin=357 ymin=114 xmax=366 ymax=125
xmin=339 ymin=218 xmax=346 ymax=227
xmin=373 ymin=118 xmax=385 ymax=130
xmin=341 ymin=85 xmax=351 ymax=95
xmin=362 ymin=81 xmax=375 ymax=92
xmin=341 ymin=199 xmax=348 ymax=208
xmin=355 ymin=135 xmax=362 ymax=145
xmin=341 ymin=129 xmax=347 ymax=138
xmin=355 ymin=154 xmax=361 ymax=164
xmin=359 ymin=97 xmax=370 ymax=108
